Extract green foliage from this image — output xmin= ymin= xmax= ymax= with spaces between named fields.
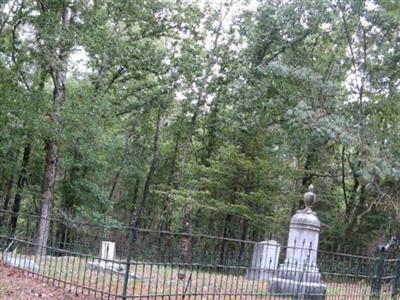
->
xmin=1 ymin=0 xmax=400 ymax=253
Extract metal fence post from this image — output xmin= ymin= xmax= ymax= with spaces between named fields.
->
xmin=371 ymin=250 xmax=385 ymax=300
xmin=122 ymin=211 xmax=137 ymax=300
xmin=392 ymin=253 xmax=400 ymax=300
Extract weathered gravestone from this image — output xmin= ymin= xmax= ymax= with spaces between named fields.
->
xmin=86 ymin=241 xmax=142 ymax=279
xmin=268 ymin=185 xmax=326 ymax=300
xmin=87 ymin=241 xmax=123 ymax=273
xmin=100 ymin=241 xmax=116 ymax=261
xmin=246 ymin=240 xmax=281 ymax=280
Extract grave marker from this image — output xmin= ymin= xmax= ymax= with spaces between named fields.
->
xmin=268 ymin=185 xmax=326 ymax=299
xmin=246 ymin=240 xmax=281 ymax=280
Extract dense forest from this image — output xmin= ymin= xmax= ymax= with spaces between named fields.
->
xmin=1 ymin=0 xmax=400 ymax=255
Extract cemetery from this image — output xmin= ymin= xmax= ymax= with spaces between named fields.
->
xmin=1 ymin=0 xmax=400 ymax=299
xmin=1 ymin=186 xmax=399 ymax=299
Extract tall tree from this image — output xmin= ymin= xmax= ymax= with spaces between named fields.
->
xmin=34 ymin=1 xmax=74 ymax=255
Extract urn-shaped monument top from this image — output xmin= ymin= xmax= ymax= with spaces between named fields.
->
xmin=304 ymin=184 xmax=316 ymax=209
xmin=291 ymin=185 xmax=320 ymax=229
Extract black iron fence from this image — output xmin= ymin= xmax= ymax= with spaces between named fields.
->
xmin=0 ymin=209 xmax=399 ymax=299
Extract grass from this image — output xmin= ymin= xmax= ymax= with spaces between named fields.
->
xmin=1 ymin=253 xmax=397 ymax=299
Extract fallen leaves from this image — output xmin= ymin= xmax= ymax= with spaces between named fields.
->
xmin=0 ymin=263 xmax=95 ymax=300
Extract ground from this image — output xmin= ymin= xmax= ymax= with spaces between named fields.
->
xmin=0 ymin=263 xmax=93 ymax=300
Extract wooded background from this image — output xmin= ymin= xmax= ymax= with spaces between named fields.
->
xmin=1 ymin=0 xmax=400 ymax=255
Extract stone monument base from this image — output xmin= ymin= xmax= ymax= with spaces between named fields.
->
xmin=245 ymin=268 xmax=277 ymax=280
xmin=268 ymin=277 xmax=326 ymax=300
xmin=276 ymin=263 xmax=322 ymax=282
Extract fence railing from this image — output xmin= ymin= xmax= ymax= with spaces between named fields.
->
xmin=0 ymin=209 xmax=400 ymax=299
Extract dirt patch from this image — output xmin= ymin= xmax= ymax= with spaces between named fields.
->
xmin=0 ymin=263 xmax=94 ymax=300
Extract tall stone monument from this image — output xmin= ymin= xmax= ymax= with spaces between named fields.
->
xmin=268 ymin=185 xmax=326 ymax=299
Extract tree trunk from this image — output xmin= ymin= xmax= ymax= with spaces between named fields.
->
xmin=56 ymin=222 xmax=70 ymax=253
xmin=35 ymin=4 xmax=71 ymax=256
xmin=0 ymin=175 xmax=14 ymax=229
xmin=177 ymin=10 xmax=227 ymax=266
xmin=57 ymin=150 xmax=80 ymax=252
xmin=337 ymin=156 xmax=363 ymax=252
xmin=129 ymin=177 xmax=141 ymax=253
xmin=10 ymin=143 xmax=31 ymax=236
xmin=109 ymin=130 xmax=131 ymax=201
xmin=135 ymin=110 xmax=161 ymax=229
xmin=180 ymin=3 xmax=227 ymax=166
xmin=338 ymin=184 xmax=366 ymax=252
xmin=218 ymin=214 xmax=232 ymax=265
xmin=238 ymin=219 xmax=249 ymax=264
xmin=108 ymin=170 xmax=121 ymax=201
xmin=159 ymin=133 xmax=180 ymax=261
xmin=202 ymin=95 xmax=220 ymax=166
xmin=300 ymin=137 xmax=318 ymax=209
xmin=180 ymin=205 xmax=191 ymax=265
xmin=298 ymin=134 xmax=329 ymax=210
xmin=36 ymin=141 xmax=58 ymax=255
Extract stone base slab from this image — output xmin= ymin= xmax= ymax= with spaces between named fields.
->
xmin=87 ymin=261 xmax=142 ymax=280
xmin=277 ymin=263 xmax=321 ymax=282
xmin=245 ymin=268 xmax=277 ymax=280
xmin=4 ymin=255 xmax=39 ymax=272
xmin=268 ymin=277 xmax=326 ymax=300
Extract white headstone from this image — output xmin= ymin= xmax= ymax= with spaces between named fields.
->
xmin=100 ymin=241 xmax=115 ymax=261
xmin=285 ymin=212 xmax=320 ymax=268
xmin=246 ymin=240 xmax=281 ymax=280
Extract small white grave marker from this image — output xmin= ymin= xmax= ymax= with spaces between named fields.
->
xmin=246 ymin=240 xmax=281 ymax=280
xmin=100 ymin=241 xmax=115 ymax=261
